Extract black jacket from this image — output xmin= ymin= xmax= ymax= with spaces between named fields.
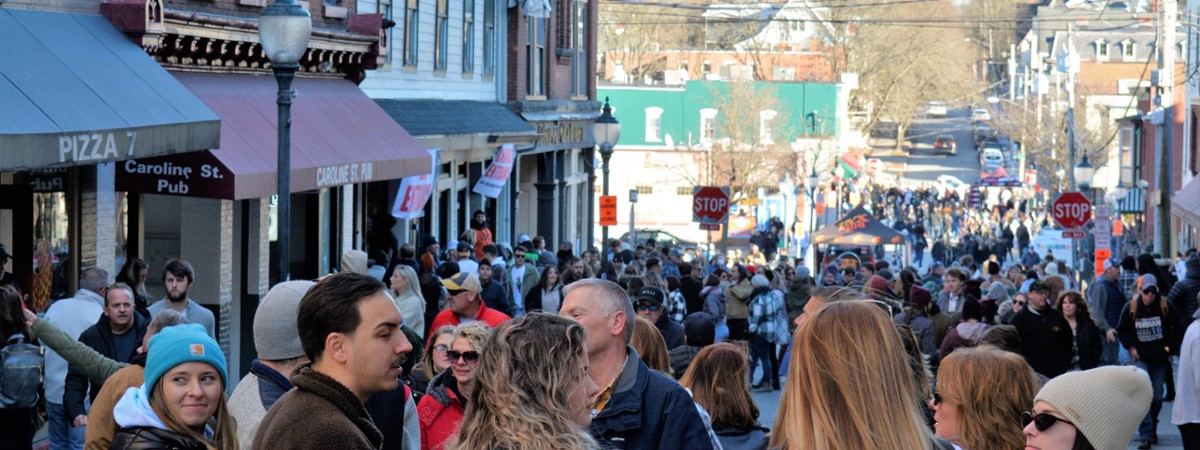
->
xmin=109 ymin=426 xmax=208 ymax=450
xmin=478 ymin=279 xmax=513 ymax=316
xmin=1117 ymin=299 xmax=1185 ymax=366
xmin=1011 ymin=307 xmax=1074 ymax=378
xmin=655 ymin=312 xmax=685 ymax=350
xmin=681 ymin=276 xmax=704 ymax=315
xmin=1073 ymin=316 xmax=1104 ymax=370
xmin=1165 ymin=258 xmax=1200 ymax=324
xmin=65 ymin=313 xmax=149 ymax=419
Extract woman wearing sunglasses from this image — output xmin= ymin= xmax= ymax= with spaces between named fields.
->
xmin=931 ymin=346 xmax=1038 ymax=450
xmin=1024 ymin=366 xmax=1151 ymax=450
xmin=417 ymin=322 xmax=492 ymax=450
xmin=410 ymin=325 xmax=457 ymax=404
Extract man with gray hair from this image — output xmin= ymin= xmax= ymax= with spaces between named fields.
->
xmin=560 ymin=278 xmax=716 ymax=449
xmin=44 ymin=267 xmax=109 ymax=450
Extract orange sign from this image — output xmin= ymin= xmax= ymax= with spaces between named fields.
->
xmin=599 ymin=196 xmax=617 ymax=226
xmin=1095 ymin=249 xmax=1112 ymax=277
xmin=1113 ymin=221 xmax=1124 ymax=236
xmin=815 ymin=202 xmax=825 ymax=215
xmin=837 ymin=214 xmax=870 ymax=232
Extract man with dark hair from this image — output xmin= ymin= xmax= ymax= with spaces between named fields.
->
xmin=1011 ymin=280 xmax=1074 ymax=378
xmin=669 ymin=312 xmax=715 ymax=379
xmin=635 ymin=286 xmax=685 ymax=349
xmin=477 ymin=262 xmax=512 ymax=316
xmin=508 ymin=250 xmax=539 ymax=317
xmin=147 ymin=258 xmax=215 ymax=338
xmin=396 ymin=243 xmax=419 ymax=273
xmin=531 ymin=235 xmax=557 ymax=269
xmin=679 ymin=262 xmax=703 ymax=315
xmin=253 ymin=272 xmax=415 ymax=450
xmin=936 ymin=267 xmax=970 ymax=317
xmin=1089 ymin=258 xmax=1130 ymax=366
xmin=64 ymin=282 xmax=149 ymax=432
xmin=428 ymin=272 xmax=511 ymax=332
xmin=661 ymin=249 xmax=682 ymax=279
xmin=482 ymin=244 xmax=505 ymax=272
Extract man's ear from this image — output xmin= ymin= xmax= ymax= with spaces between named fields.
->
xmin=610 ymin=310 xmax=627 ymax=339
xmin=325 ymin=332 xmax=350 ymax=363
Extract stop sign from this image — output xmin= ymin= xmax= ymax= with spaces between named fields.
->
xmin=692 ymin=186 xmax=730 ymax=224
xmin=1052 ymin=192 xmax=1092 ymax=229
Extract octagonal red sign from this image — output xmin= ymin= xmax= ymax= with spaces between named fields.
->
xmin=1052 ymin=192 xmax=1092 ymax=229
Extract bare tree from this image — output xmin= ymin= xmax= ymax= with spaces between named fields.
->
xmin=990 ymin=95 xmax=1114 ymax=194
xmin=599 ymin=2 xmax=702 ymax=84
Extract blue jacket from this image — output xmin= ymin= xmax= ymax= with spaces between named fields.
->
xmin=590 ymin=347 xmax=717 ymax=450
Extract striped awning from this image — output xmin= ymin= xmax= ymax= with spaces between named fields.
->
xmin=1117 ymin=188 xmax=1144 ymax=213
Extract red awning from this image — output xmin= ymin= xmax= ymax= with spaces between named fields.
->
xmin=116 ymin=72 xmax=429 ymax=199
xmin=1172 ymin=175 xmax=1200 ymax=229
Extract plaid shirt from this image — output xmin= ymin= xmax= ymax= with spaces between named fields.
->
xmin=1119 ymin=269 xmax=1139 ymax=300
xmin=748 ymin=289 xmax=789 ymax=345
xmin=668 ymin=289 xmax=687 ymax=324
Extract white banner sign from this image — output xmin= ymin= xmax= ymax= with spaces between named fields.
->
xmin=472 ymin=144 xmax=516 ymax=198
xmin=391 ymin=174 xmax=434 ymax=219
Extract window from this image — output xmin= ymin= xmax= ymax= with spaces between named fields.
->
xmin=1096 ymin=39 xmax=1108 ymax=59
xmin=1122 ymin=40 xmax=1135 ymax=60
xmin=378 ymin=0 xmax=394 ymax=63
xmin=700 ymin=108 xmax=718 ymax=143
xmin=570 ymin=0 xmax=587 ymax=97
xmin=702 ymin=60 xmax=712 ymax=74
xmin=463 ymin=0 xmax=475 ymax=73
xmin=645 ymin=107 xmax=663 ymax=142
xmin=635 ymin=185 xmax=653 ymax=194
xmin=435 ymin=0 xmax=449 ymax=71
xmin=1119 ymin=127 xmax=1136 ymax=185
xmin=403 ymin=0 xmax=419 ymax=66
xmin=526 ymin=15 xmax=547 ymax=97
xmin=483 ymin=0 xmax=495 ymax=76
xmin=676 ymin=186 xmax=692 ymax=195
xmin=759 ymin=110 xmax=777 ymax=144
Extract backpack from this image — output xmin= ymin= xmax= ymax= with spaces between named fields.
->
xmin=0 ymin=334 xmax=44 ymax=409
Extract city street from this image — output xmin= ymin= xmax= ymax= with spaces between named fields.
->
xmin=873 ymin=108 xmax=987 ymax=187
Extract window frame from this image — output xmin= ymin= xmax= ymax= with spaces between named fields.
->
xmin=483 ymin=0 xmax=495 ymax=76
xmin=1096 ymin=39 xmax=1108 ymax=60
xmin=759 ymin=110 xmax=778 ymax=144
xmin=569 ymin=0 xmax=588 ymax=98
xmin=645 ymin=107 xmax=664 ymax=142
xmin=403 ymin=0 xmax=419 ymax=67
xmin=700 ymin=108 xmax=718 ymax=143
xmin=435 ymin=0 xmax=450 ymax=71
xmin=463 ymin=0 xmax=475 ymax=73
xmin=526 ymin=15 xmax=547 ymax=98
xmin=1122 ymin=39 xmax=1135 ymax=60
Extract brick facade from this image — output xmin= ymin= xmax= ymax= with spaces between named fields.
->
xmin=505 ymin=0 xmax=596 ymax=102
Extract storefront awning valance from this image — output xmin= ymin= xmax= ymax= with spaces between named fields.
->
xmin=0 ymin=9 xmax=220 ymax=171
xmin=116 ymin=72 xmax=430 ymax=200
xmin=1171 ymin=176 xmax=1200 ymax=229
xmin=1117 ymin=188 xmax=1145 ymax=214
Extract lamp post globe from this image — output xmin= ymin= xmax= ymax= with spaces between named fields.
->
xmin=1074 ymin=153 xmax=1095 ymax=190
xmin=593 ymin=97 xmax=620 ymax=254
xmin=259 ymin=0 xmax=312 ymax=282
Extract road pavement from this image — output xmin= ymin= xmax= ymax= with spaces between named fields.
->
xmin=871 ymin=109 xmax=987 ymax=186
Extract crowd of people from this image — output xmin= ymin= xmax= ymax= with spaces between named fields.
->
xmin=0 ymin=205 xmax=1198 ymax=450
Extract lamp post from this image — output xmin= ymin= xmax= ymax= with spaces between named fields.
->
xmin=259 ymin=0 xmax=311 ymax=282
xmin=592 ymin=97 xmax=621 ymax=257
xmin=806 ymin=169 xmax=819 ymax=268
xmin=1074 ymin=153 xmax=1096 ymax=285
xmin=779 ymin=175 xmax=794 ymax=258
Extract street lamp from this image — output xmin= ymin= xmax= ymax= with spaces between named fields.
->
xmin=806 ymin=169 xmax=820 ymax=267
xmin=592 ymin=97 xmax=621 ymax=258
xmin=259 ymin=0 xmax=311 ymax=282
xmin=779 ymin=174 xmax=795 ymax=258
xmin=1074 ymin=153 xmax=1096 ymax=284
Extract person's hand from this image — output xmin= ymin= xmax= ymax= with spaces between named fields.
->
xmin=1106 ymin=329 xmax=1117 ymax=343
xmin=22 ymin=308 xmax=36 ymax=327
xmin=1129 ymin=347 xmax=1140 ymax=361
xmin=72 ymin=415 xmax=87 ymax=427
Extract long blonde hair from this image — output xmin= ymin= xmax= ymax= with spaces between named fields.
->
xmin=448 ymin=312 xmax=599 ymax=450
xmin=936 ymin=346 xmax=1038 ymax=450
xmin=772 ymin=301 xmax=933 ymax=450
xmin=390 ymin=265 xmax=422 ymax=303
xmin=149 ymin=372 xmax=238 ymax=450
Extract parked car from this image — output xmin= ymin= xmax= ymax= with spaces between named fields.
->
xmin=618 ymin=229 xmax=700 ymax=250
xmin=925 ymin=101 xmax=948 ymax=118
xmin=974 ymin=124 xmax=998 ymax=146
xmin=981 ymin=148 xmax=1004 ymax=171
xmin=970 ymin=108 xmax=991 ymax=122
xmin=933 ymin=135 xmax=957 ymax=155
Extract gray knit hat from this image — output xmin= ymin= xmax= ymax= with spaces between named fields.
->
xmin=1033 ymin=366 xmax=1152 ymax=450
xmin=254 ymin=280 xmax=315 ymax=360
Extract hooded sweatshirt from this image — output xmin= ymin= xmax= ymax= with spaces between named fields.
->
xmin=110 ymin=386 xmax=212 ymax=449
xmin=341 ymin=250 xmax=369 ymax=275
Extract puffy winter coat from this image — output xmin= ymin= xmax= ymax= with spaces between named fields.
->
xmin=109 ymin=427 xmax=207 ymax=450
xmin=417 ymin=370 xmax=466 ymax=450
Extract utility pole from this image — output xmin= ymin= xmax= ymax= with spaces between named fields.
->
xmin=1064 ymin=26 xmax=1078 ymax=193
xmin=1156 ymin=0 xmax=1176 ymax=254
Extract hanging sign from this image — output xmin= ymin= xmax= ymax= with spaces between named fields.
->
xmin=472 ymin=144 xmax=516 ymax=198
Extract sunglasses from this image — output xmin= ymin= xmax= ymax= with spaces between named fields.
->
xmin=446 ymin=350 xmax=480 ymax=364
xmin=636 ymin=303 xmax=662 ymax=312
xmin=1015 ymin=301 xmax=1026 ymax=306
xmin=1021 ymin=411 xmax=1071 ymax=432
xmin=932 ymin=392 xmax=944 ymax=406
xmin=432 ymin=344 xmax=448 ymax=353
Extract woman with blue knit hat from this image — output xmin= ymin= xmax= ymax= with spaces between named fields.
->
xmin=109 ymin=323 xmax=236 ymax=450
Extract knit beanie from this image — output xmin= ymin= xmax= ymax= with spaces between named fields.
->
xmin=909 ymin=285 xmax=932 ymax=309
xmin=143 ymin=323 xmax=228 ymax=393
xmin=868 ymin=276 xmax=890 ymax=296
xmin=1033 ymin=366 xmax=1151 ymax=450
xmin=254 ymin=280 xmax=314 ymax=360
xmin=751 ymin=274 xmax=770 ymax=288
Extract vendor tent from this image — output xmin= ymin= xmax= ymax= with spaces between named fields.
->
xmin=812 ymin=206 xmax=906 ymax=245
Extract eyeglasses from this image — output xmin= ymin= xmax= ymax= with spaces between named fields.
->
xmin=446 ymin=350 xmax=480 ymax=364
xmin=432 ymin=344 xmax=448 ymax=353
xmin=1015 ymin=301 xmax=1026 ymax=306
xmin=636 ymin=303 xmax=662 ymax=312
xmin=1021 ymin=411 xmax=1072 ymax=432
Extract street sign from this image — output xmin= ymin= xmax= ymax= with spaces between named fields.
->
xmin=599 ymin=195 xmax=617 ymax=226
xmin=1052 ymin=192 xmax=1092 ymax=229
xmin=693 ymin=186 xmax=731 ymax=224
xmin=700 ymin=223 xmax=720 ymax=231
xmin=1062 ymin=230 xmax=1085 ymax=239
xmin=1095 ymin=249 xmax=1112 ymax=276
xmin=1094 ymin=217 xmax=1112 ymax=251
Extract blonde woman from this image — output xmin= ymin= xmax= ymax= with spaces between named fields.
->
xmin=417 ymin=322 xmax=492 ymax=450
xmin=389 ymin=265 xmax=426 ymax=339
xmin=773 ymin=301 xmax=948 ymax=450
xmin=932 ymin=346 xmax=1038 ymax=450
xmin=448 ymin=313 xmax=599 ymax=450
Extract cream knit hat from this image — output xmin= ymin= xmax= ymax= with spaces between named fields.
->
xmin=1033 ymin=366 xmax=1152 ymax=450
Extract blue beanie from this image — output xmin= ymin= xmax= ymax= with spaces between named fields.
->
xmin=142 ymin=323 xmax=227 ymax=393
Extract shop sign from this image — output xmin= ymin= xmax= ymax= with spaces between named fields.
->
xmin=392 ymin=174 xmax=434 ymax=219
xmin=59 ymin=131 xmax=137 ymax=165
xmin=316 ymin=162 xmax=375 ymax=189
xmin=22 ymin=169 xmax=69 ymax=192
xmin=535 ymin=122 xmax=587 ymax=147
xmin=472 ymin=144 xmax=516 ymax=198
xmin=115 ymin=153 xmax=233 ymax=198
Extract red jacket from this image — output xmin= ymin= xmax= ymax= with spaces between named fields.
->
xmin=417 ymin=372 xmax=466 ymax=450
xmin=428 ymin=302 xmax=511 ymax=333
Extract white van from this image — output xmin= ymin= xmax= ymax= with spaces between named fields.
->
xmin=981 ymin=148 xmax=1003 ymax=171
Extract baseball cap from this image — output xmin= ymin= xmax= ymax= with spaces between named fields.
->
xmin=441 ymin=272 xmax=481 ymax=294
xmin=635 ymin=286 xmax=666 ymax=306
xmin=1139 ymin=274 xmax=1158 ymax=291
xmin=1029 ymin=279 xmax=1050 ymax=293
xmin=1103 ymin=258 xmax=1118 ymax=271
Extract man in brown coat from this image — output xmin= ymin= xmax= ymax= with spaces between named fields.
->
xmin=252 ymin=272 xmax=414 ymax=450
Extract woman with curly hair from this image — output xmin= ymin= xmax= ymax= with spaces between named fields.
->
xmin=418 ymin=322 xmax=492 ymax=450
xmin=931 ymin=345 xmax=1039 ymax=450
xmin=448 ymin=312 xmax=600 ymax=450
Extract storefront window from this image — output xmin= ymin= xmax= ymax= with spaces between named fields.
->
xmin=33 ymin=191 xmax=70 ymax=303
